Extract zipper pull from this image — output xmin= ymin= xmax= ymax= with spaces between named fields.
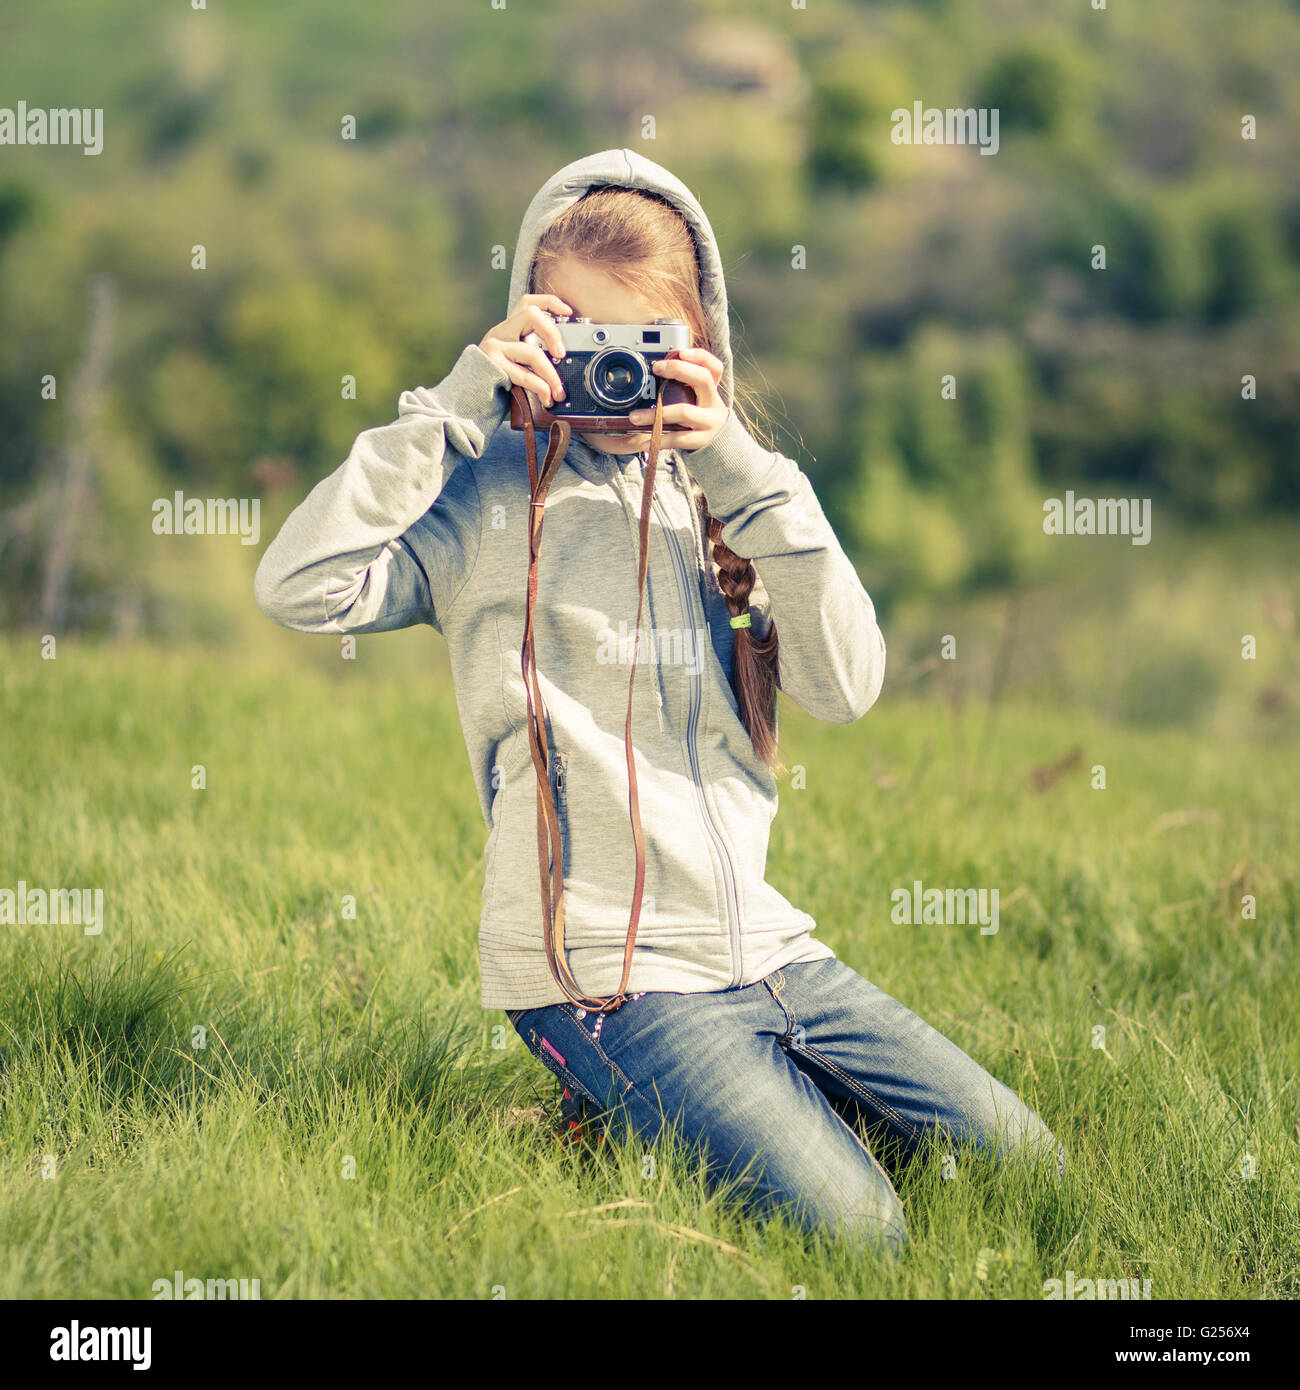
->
xmin=655 ymin=682 xmax=665 ymax=731
xmin=555 ymin=753 xmax=565 ymax=796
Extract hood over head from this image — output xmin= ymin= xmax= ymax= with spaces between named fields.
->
xmin=508 ymin=148 xmax=735 ymax=406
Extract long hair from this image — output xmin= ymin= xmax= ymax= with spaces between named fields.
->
xmin=530 ymin=186 xmax=782 ymax=770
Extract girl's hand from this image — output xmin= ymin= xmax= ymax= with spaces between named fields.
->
xmin=628 ymin=348 xmax=727 ymax=452
xmin=478 ymin=293 xmax=573 ymax=407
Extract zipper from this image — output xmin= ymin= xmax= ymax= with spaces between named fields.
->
xmin=553 ymin=749 xmax=568 ymax=876
xmin=644 ymin=463 xmax=744 ymax=989
xmin=626 ymin=455 xmax=674 ymax=703
xmin=611 ymin=459 xmax=668 ymax=731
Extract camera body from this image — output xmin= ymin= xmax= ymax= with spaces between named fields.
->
xmin=509 ymin=314 xmax=694 ymax=433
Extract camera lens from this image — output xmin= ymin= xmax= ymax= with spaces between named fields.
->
xmin=585 ymin=347 xmax=649 ymax=410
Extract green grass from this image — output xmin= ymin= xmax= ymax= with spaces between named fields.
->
xmin=0 ymin=638 xmax=1296 ymax=1299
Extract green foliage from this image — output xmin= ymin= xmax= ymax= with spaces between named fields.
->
xmin=808 ymin=73 xmax=882 ymax=192
xmin=0 ymin=0 xmax=1298 ymax=638
xmin=848 ymin=328 xmax=1049 ymax=600
xmin=0 ymin=181 xmax=38 ymax=247
xmin=976 ymin=45 xmax=1074 ymax=138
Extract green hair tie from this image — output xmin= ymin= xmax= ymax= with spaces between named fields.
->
xmin=729 ymin=612 xmax=752 ymax=629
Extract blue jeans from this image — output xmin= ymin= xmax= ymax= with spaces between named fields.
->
xmin=509 ymin=956 xmax=1063 ymax=1254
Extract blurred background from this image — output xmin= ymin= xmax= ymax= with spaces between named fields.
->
xmin=0 ymin=0 xmax=1297 ymax=741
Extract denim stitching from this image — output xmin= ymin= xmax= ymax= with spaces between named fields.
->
xmin=820 ymin=1082 xmax=903 ymax=1205
xmin=763 ymin=972 xmax=798 ymax=1036
xmin=554 ymin=1009 xmax=639 ymax=1098
xmin=794 ymin=1042 xmax=922 ymax=1143
xmin=776 ymin=969 xmax=798 ymax=1036
xmin=765 ymin=991 xmax=905 ymax=1238
xmin=526 ymin=1028 xmax=601 ymax=1106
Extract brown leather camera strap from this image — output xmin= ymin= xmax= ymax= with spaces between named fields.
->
xmin=513 ymin=384 xmax=663 ymax=1015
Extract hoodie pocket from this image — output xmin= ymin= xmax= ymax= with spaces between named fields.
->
xmin=482 ymin=737 xmax=534 ymax=920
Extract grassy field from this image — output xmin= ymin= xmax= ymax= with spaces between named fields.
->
xmin=0 ymin=638 xmax=1296 ymax=1299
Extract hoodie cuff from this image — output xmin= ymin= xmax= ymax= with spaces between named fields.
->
xmin=398 ymin=343 xmax=512 ymax=453
xmin=680 ymin=407 xmax=792 ymax=523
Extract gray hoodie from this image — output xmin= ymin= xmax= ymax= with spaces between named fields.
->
xmin=254 ymin=148 xmax=886 ymax=1009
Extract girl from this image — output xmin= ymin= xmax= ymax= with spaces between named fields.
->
xmin=255 ymin=149 xmax=1062 ymax=1254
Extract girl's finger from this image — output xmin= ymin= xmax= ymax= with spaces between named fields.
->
xmin=516 ymin=291 xmax=574 ymax=320
xmin=628 ymin=402 xmax=719 ymax=430
xmin=651 ymin=357 xmax=720 ymax=405
xmin=501 ymin=360 xmax=559 ymax=408
xmin=679 ymin=347 xmax=725 ymax=383
xmin=517 ymin=304 xmax=569 ymax=360
xmin=501 ymin=340 xmax=565 ymax=400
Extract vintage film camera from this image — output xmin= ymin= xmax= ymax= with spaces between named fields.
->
xmin=508 ymin=313 xmax=694 ymax=433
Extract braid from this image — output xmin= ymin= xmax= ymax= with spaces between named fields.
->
xmin=697 ymin=495 xmax=782 ymax=772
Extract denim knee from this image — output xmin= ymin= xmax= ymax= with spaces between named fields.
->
xmin=1005 ymin=1110 xmax=1066 ymax=1184
xmin=868 ymin=1198 xmax=908 ymax=1257
xmin=818 ymin=1184 xmax=908 ymax=1257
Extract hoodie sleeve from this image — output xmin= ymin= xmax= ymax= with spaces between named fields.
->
xmin=254 ymin=344 xmax=511 ymax=635
xmin=684 ymin=410 xmax=886 ymax=723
